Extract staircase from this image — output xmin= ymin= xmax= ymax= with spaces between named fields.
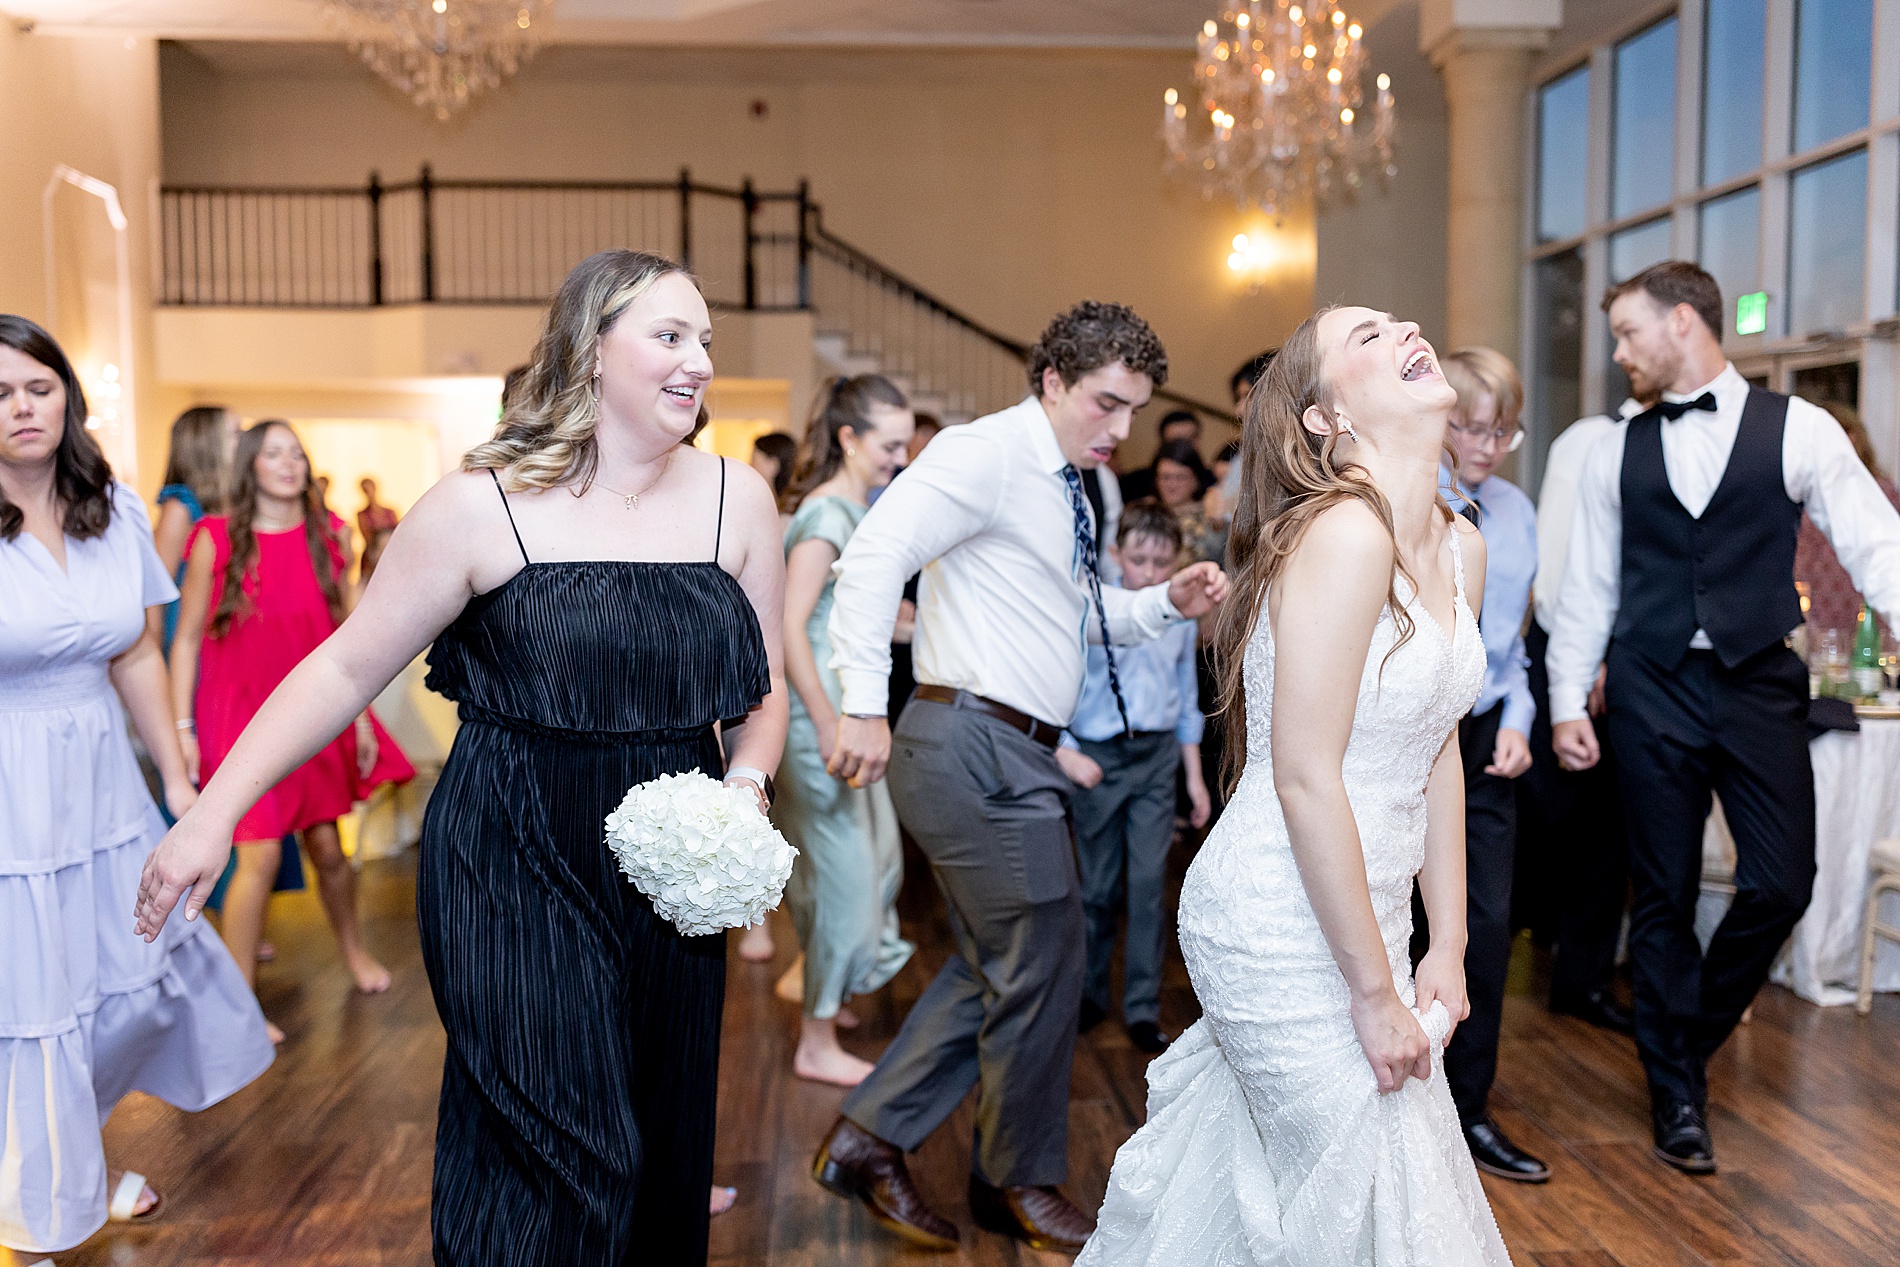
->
xmin=157 ymin=167 xmax=1223 ymax=426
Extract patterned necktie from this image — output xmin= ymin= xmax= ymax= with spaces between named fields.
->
xmin=1060 ymin=464 xmax=1132 ymax=736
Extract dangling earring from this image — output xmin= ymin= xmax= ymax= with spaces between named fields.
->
xmin=589 ymin=364 xmax=602 ymax=402
xmin=1337 ymin=419 xmax=1359 ymax=442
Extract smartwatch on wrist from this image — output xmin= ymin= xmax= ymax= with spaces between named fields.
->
xmin=724 ymin=765 xmax=775 ymax=808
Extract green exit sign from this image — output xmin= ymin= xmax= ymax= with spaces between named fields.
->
xmin=1736 ymin=291 xmax=1768 ymax=335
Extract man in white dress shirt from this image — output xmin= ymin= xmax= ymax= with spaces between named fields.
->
xmin=809 ymin=302 xmax=1227 ymax=1253
xmin=1518 ymin=394 xmax=1646 ymax=1038
xmin=1549 ymin=262 xmax=1900 ymax=1174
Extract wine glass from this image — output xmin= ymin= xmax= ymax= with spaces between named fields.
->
xmin=1817 ymin=627 xmax=1849 ymax=697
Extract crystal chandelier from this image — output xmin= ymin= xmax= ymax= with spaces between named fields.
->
xmin=326 ymin=0 xmax=553 ymax=121
xmin=1163 ymin=1 xmax=1395 ymax=214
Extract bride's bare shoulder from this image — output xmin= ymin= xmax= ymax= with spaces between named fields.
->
xmin=1292 ymin=500 xmax=1396 ymax=571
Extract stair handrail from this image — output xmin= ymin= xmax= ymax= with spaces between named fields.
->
xmin=804 ymin=203 xmax=1233 ymax=427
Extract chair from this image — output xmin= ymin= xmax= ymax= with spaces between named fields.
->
xmin=1856 ymin=838 xmax=1900 ymax=1015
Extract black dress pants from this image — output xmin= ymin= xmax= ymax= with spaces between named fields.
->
xmin=1603 ymin=645 xmax=1816 ymax=1107
xmin=1444 ymin=703 xmax=1518 ymax=1127
xmin=1518 ymin=619 xmax=1629 ymax=1001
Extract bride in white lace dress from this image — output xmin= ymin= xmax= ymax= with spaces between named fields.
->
xmin=1080 ymin=307 xmax=1513 ymax=1266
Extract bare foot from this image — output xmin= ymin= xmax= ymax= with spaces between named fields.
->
xmin=794 ymin=1043 xmax=876 ymax=1087
xmin=255 ymin=940 xmax=276 ymax=963
xmin=265 ymin=1021 xmax=286 ymax=1045
xmin=774 ymin=955 xmax=804 ymax=1004
xmin=710 ymin=1185 xmax=738 ymax=1216
xmin=737 ymin=922 xmax=775 ymax=962
xmin=347 ymin=951 xmax=392 ymax=994
xmin=835 ymin=1005 xmax=861 ymax=1031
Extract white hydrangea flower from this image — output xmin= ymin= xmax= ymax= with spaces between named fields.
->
xmin=604 ymin=769 xmax=797 ymax=937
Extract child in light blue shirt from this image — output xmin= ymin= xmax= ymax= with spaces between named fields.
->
xmin=1061 ymin=499 xmax=1210 ymax=1054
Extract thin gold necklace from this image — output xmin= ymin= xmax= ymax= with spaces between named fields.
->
xmin=590 ymin=451 xmax=674 ymax=510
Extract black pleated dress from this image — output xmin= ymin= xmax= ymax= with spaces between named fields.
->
xmin=417 ymin=467 xmax=769 ymax=1266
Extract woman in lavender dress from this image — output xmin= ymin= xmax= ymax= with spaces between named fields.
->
xmin=0 ymin=316 xmax=273 ymax=1255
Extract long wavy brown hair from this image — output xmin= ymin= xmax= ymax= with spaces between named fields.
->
xmin=210 ymin=419 xmax=345 ymax=638
xmin=1209 ymin=309 xmax=1448 ymax=795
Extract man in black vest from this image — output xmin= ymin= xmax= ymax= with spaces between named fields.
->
xmin=1548 ymin=262 xmax=1900 ymax=1174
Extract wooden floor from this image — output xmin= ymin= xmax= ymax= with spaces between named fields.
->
xmin=24 ymin=836 xmax=1900 ymax=1267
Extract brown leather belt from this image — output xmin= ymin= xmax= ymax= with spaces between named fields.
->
xmin=912 ymin=685 xmax=1063 ymax=749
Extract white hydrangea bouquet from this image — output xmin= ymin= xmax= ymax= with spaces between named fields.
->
xmin=604 ymin=769 xmax=797 ymax=937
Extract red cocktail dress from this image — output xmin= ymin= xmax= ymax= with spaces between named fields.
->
xmin=190 ymin=514 xmax=413 ymax=842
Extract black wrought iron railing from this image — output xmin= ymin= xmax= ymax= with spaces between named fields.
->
xmin=157 ymin=166 xmax=1227 ymax=423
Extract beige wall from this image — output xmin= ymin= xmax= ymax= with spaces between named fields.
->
xmin=1 ymin=27 xmax=167 ymax=491
xmin=159 ymin=41 xmax=1318 ymax=463
xmin=1314 ymin=3 xmax=1451 ymax=349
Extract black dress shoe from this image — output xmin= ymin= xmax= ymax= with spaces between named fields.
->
xmin=1463 ymin=1118 xmax=1550 ymax=1183
xmin=968 ymin=1175 xmax=1095 ymax=1254
xmin=1077 ymin=999 xmax=1107 ymax=1034
xmin=1126 ymin=1021 xmax=1172 ymax=1054
xmin=812 ymin=1117 xmax=960 ymax=1250
xmin=1651 ymin=1099 xmax=1716 ymax=1174
xmin=1550 ymin=987 xmax=1636 ymax=1036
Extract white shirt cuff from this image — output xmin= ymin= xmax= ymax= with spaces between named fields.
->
xmin=837 ymin=670 xmax=890 ymax=718
xmin=1548 ymin=685 xmax=1590 ymax=726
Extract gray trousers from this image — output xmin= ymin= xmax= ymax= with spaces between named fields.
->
xmin=1071 ymin=732 xmax=1179 ymax=1025
xmin=841 ymin=696 xmax=1084 ymax=1188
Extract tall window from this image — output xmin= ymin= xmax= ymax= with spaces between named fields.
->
xmin=1792 ymin=0 xmax=1873 ymax=152
xmin=1701 ymin=0 xmax=1764 ymax=185
xmin=1788 ymin=149 xmax=1869 ymax=334
xmin=1530 ymin=251 xmax=1585 ymax=450
xmin=1538 ymin=66 xmax=1590 ymax=242
xmin=1611 ymin=19 xmax=1679 ymax=219
xmin=1697 ymin=185 xmax=1760 ymax=332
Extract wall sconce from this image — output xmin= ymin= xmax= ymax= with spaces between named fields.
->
xmin=1222 ymin=220 xmax=1317 ymax=294
xmin=86 ymin=362 xmax=122 ymax=431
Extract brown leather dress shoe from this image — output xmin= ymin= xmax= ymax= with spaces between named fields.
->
xmin=812 ymin=1116 xmax=959 ymax=1251
xmin=968 ymin=1174 xmax=1095 ymax=1254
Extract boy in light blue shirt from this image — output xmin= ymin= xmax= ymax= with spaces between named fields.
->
xmin=1060 ymin=500 xmax=1210 ymax=1054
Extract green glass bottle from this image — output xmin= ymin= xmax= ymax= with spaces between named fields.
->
xmin=1852 ymin=606 xmax=1884 ymax=700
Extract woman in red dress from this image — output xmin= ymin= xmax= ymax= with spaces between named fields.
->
xmin=170 ymin=420 xmax=412 ymax=1038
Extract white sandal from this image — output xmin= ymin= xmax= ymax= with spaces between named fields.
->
xmin=108 ymin=1170 xmax=163 ymax=1224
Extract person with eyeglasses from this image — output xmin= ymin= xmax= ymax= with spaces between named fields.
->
xmin=1426 ymin=346 xmax=1548 ymax=1185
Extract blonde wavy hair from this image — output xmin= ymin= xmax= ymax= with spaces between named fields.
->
xmin=464 ymin=249 xmax=694 ymax=490
xmin=1209 ymin=307 xmax=1452 ymax=794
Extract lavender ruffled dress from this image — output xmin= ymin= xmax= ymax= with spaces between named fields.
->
xmin=0 ymin=483 xmax=274 ymax=1254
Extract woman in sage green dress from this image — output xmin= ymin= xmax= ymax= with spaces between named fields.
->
xmin=776 ymin=376 xmax=917 ymax=1086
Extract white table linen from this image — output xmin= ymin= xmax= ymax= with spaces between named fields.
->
xmin=1701 ymin=717 xmax=1900 ymax=1005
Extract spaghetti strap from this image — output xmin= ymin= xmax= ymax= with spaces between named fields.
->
xmin=713 ymin=457 xmax=727 ymax=564
xmin=1447 ymin=520 xmax=1467 ymax=602
xmin=489 ymin=468 xmax=530 ymax=566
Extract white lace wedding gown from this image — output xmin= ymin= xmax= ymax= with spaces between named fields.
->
xmin=1080 ymin=531 xmax=1513 ymax=1266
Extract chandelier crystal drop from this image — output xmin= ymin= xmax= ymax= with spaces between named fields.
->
xmin=325 ymin=0 xmax=553 ymax=121
xmin=1163 ymin=1 xmax=1396 ymax=214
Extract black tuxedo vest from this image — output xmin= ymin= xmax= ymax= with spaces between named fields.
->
xmin=1612 ymin=388 xmax=1802 ymax=669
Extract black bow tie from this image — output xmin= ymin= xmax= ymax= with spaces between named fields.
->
xmin=1654 ymin=392 xmax=1717 ymax=421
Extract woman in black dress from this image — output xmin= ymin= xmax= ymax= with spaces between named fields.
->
xmin=136 ymin=249 xmax=790 ymax=1264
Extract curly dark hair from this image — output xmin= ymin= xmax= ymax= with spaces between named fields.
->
xmin=1027 ymin=300 xmax=1169 ymax=395
xmin=0 ymin=314 xmax=114 ymax=542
